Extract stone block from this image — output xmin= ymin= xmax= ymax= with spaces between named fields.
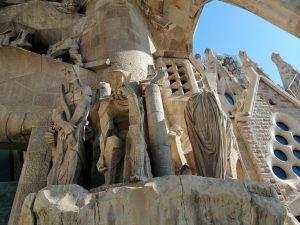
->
xmin=18 ymin=176 xmax=286 ymax=225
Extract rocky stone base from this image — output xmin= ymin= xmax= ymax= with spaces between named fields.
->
xmin=19 ymin=176 xmax=286 ymax=225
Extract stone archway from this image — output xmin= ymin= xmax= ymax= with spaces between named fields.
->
xmin=220 ymin=0 xmax=300 ymax=38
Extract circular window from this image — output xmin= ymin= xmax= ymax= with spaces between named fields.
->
xmin=293 ymin=149 xmax=300 ymax=160
xmin=272 ymin=166 xmax=287 ymax=179
xmin=274 ymin=150 xmax=287 ymax=161
xmin=275 ymin=135 xmax=288 ymax=145
xmin=292 ymin=166 xmax=300 ymax=177
xmin=224 ymin=93 xmax=234 ymax=105
xmin=276 ymin=122 xmax=289 ymax=131
xmin=294 ymin=135 xmax=300 ymax=144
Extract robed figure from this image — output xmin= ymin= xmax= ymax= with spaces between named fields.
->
xmin=184 ymin=89 xmax=233 ymax=179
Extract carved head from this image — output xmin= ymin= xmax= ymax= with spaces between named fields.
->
xmin=63 ymin=65 xmax=80 ymax=84
xmin=99 ymin=82 xmax=111 ymax=99
xmin=110 ymin=70 xmax=131 ymax=92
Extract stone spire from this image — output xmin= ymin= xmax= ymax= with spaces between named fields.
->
xmin=272 ymin=53 xmax=300 ymax=100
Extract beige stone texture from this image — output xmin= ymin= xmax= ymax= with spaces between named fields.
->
xmin=19 ymin=176 xmax=286 ymax=225
xmin=221 ymin=0 xmax=300 ymax=38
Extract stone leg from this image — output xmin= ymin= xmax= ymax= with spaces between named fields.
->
xmin=145 ymin=84 xmax=174 ymax=176
xmin=69 ymin=48 xmax=84 ymax=67
xmin=8 ymin=127 xmax=51 ymax=225
xmin=102 ymin=136 xmax=122 ymax=185
xmin=124 ymin=124 xmax=152 ymax=182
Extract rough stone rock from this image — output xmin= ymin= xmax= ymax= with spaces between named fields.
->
xmin=19 ymin=175 xmax=286 ymax=225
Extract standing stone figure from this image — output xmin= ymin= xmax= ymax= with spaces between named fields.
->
xmin=184 ymin=89 xmax=231 ymax=179
xmin=97 ymin=70 xmax=152 ymax=184
xmin=46 ymin=66 xmax=92 ymax=185
xmin=47 ymin=37 xmax=84 ymax=67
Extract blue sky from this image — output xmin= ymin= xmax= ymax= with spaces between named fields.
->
xmin=193 ymin=0 xmax=300 ymax=86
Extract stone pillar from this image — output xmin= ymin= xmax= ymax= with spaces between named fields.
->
xmin=145 ymin=84 xmax=174 ymax=176
xmin=8 ymin=127 xmax=51 ymax=225
xmin=81 ymin=0 xmax=155 ymax=83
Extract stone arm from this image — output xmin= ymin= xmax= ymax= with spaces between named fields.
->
xmin=52 ymin=109 xmax=76 ymax=138
xmin=70 ymin=86 xmax=92 ymax=125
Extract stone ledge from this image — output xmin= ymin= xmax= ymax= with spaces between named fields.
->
xmin=19 ymin=175 xmax=286 ymax=225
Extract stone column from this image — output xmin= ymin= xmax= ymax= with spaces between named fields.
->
xmin=8 ymin=127 xmax=51 ymax=225
xmin=145 ymin=84 xmax=174 ymax=176
xmin=81 ymin=0 xmax=155 ymax=83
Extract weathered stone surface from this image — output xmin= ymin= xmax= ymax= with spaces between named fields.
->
xmin=19 ymin=176 xmax=286 ymax=225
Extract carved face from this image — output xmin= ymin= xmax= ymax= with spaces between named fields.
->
xmin=110 ymin=70 xmax=130 ymax=92
xmin=64 ymin=68 xmax=78 ymax=83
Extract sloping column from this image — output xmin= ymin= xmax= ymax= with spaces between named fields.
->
xmin=8 ymin=127 xmax=51 ymax=225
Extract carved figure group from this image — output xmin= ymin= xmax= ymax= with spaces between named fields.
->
xmin=46 ymin=66 xmax=240 ymax=186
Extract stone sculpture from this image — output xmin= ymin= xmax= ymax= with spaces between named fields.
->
xmin=184 ymin=89 xmax=233 ymax=179
xmin=47 ymin=37 xmax=84 ymax=67
xmin=46 ymin=65 xmax=92 ymax=185
xmin=0 ymin=27 xmax=32 ymax=49
xmin=97 ymin=70 xmax=152 ymax=185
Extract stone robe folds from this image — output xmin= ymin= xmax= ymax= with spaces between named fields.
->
xmin=184 ymin=90 xmax=230 ymax=179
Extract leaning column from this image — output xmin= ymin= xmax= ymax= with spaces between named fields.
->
xmin=145 ymin=84 xmax=174 ymax=176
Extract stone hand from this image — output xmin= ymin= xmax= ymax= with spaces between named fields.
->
xmin=62 ymin=122 xmax=77 ymax=135
xmin=44 ymin=130 xmax=55 ymax=145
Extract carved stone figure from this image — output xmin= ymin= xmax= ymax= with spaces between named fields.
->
xmin=47 ymin=37 xmax=84 ymax=67
xmin=46 ymin=65 xmax=92 ymax=185
xmin=97 ymin=70 xmax=152 ymax=185
xmin=0 ymin=27 xmax=32 ymax=49
xmin=184 ymin=89 xmax=233 ymax=179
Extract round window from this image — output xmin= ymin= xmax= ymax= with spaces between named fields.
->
xmin=294 ymin=135 xmax=300 ymax=144
xmin=276 ymin=122 xmax=289 ymax=131
xmin=274 ymin=150 xmax=287 ymax=161
xmin=293 ymin=149 xmax=300 ymax=160
xmin=275 ymin=135 xmax=288 ymax=145
xmin=272 ymin=166 xmax=287 ymax=179
xmin=224 ymin=93 xmax=234 ymax=105
xmin=292 ymin=166 xmax=300 ymax=177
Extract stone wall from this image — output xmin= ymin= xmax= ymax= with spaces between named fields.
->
xmin=236 ymin=79 xmax=300 ymax=206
